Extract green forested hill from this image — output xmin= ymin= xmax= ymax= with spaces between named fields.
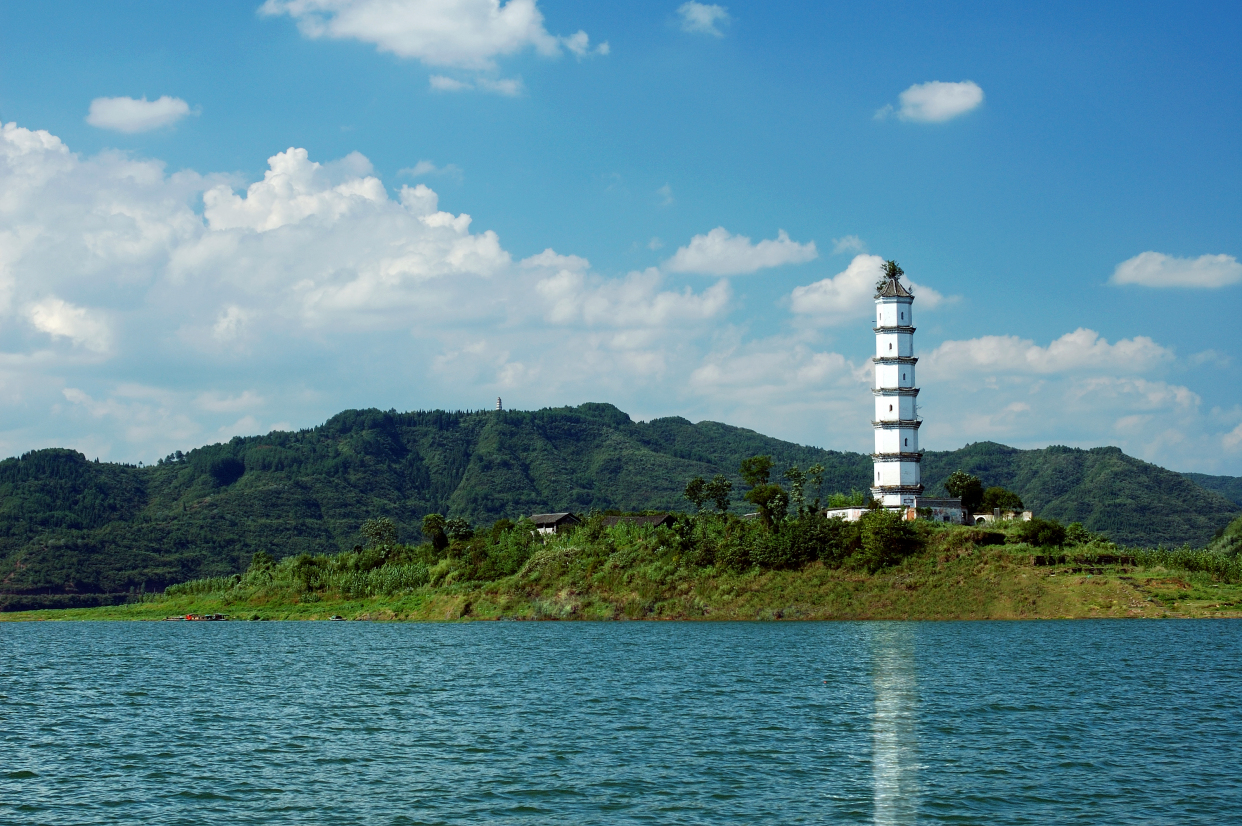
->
xmin=920 ymin=443 xmax=1239 ymax=547
xmin=1 ymin=403 xmax=1238 ymax=609
xmin=1182 ymin=473 xmax=1242 ymax=507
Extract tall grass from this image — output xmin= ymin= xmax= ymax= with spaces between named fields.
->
xmin=165 ymin=576 xmax=239 ymax=597
xmin=325 ymin=563 xmax=429 ymax=597
xmin=163 ymin=553 xmax=429 ymax=599
xmin=1133 ymin=547 xmax=1242 ymax=584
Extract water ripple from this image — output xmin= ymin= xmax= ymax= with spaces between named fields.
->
xmin=1 ymin=620 xmax=1239 ymax=824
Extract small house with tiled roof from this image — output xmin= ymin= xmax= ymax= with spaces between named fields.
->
xmin=529 ymin=512 xmax=582 ymax=535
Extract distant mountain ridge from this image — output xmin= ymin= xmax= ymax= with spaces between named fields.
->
xmin=1182 ymin=473 xmax=1242 ymax=508
xmin=1 ymin=402 xmax=1238 ymax=610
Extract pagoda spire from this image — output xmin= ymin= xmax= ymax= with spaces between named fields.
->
xmin=871 ymin=260 xmax=923 ymax=508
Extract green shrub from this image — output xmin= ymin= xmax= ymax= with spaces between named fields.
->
xmin=714 ymin=523 xmax=752 ymax=572
xmin=1064 ymin=522 xmax=1101 ymax=546
xmin=820 ymin=516 xmax=864 ymax=566
xmin=780 ymin=513 xmax=833 ymax=569
xmin=475 ymin=528 xmax=537 ymax=579
xmin=981 ymin=486 xmax=1024 ymax=512
xmin=489 ymin=519 xmax=515 ymax=543
xmin=1015 ymin=518 xmax=1066 ymax=547
xmin=752 ymin=512 xmax=853 ymax=570
xmin=1207 ymin=515 xmax=1242 ymax=556
xmin=854 ymin=509 xmax=921 ymax=572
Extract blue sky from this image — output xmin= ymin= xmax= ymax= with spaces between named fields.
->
xmin=1 ymin=0 xmax=1240 ymax=473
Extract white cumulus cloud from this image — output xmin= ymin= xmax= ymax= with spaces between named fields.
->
xmin=906 ymin=327 xmax=1224 ymax=473
xmin=665 ymin=227 xmax=817 ymax=276
xmin=260 ymin=0 xmax=606 ymax=71
xmin=195 ymin=389 xmax=265 ymax=413
xmin=789 ymin=255 xmax=946 ymax=325
xmin=0 ymin=120 xmax=740 ymax=460
xmin=429 ymin=74 xmax=524 ymax=95
xmin=1225 ymin=422 xmax=1242 ymax=451
xmin=789 ymin=254 xmax=881 ymax=323
xmin=534 ymin=265 xmax=730 ymax=328
xmin=831 ymin=235 xmax=867 ymax=254
xmin=678 ymin=2 xmax=730 ymax=36
xmin=202 ymin=148 xmax=388 ymax=232
xmin=86 ymin=96 xmax=195 ymax=133
xmin=685 ymin=332 xmax=872 ymax=447
xmin=399 ymin=160 xmax=462 ymax=178
xmin=877 ymin=81 xmax=984 ymax=123
xmin=1110 ymin=251 xmax=1242 ymax=289
xmin=923 ymin=328 xmax=1173 ymax=377
xmin=2 ymin=119 xmax=1239 ymax=474
xmin=28 ymin=297 xmax=112 ymax=353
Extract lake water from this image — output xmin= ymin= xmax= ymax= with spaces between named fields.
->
xmin=2 ymin=620 xmax=1240 ymax=825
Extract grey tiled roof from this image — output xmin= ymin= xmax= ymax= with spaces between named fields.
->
xmin=530 ymin=512 xmax=580 ymax=527
xmin=876 ymin=277 xmax=913 ymax=298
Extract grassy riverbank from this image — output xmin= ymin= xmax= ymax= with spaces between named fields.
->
xmin=6 ymin=518 xmax=1241 ymax=621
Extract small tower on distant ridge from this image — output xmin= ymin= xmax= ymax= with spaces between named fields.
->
xmin=496 ymin=397 xmax=503 ymax=411
xmin=871 ymin=261 xmax=923 ymax=508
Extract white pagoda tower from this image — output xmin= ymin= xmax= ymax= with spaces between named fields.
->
xmin=871 ymin=262 xmax=923 ymax=508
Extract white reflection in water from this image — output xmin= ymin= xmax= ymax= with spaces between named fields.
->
xmin=872 ymin=623 xmax=919 ymax=825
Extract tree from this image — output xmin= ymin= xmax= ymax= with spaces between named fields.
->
xmin=1065 ymin=522 xmax=1097 ymax=546
xmin=807 ymin=463 xmax=826 ymax=509
xmin=489 ymin=518 xmax=515 ymax=543
xmin=1015 ymin=518 xmax=1066 ymax=548
xmin=739 ymin=455 xmax=774 ymax=487
xmin=290 ymin=552 xmax=320 ymax=590
xmin=361 ymin=517 xmax=397 ymax=547
xmin=683 ymin=476 xmax=708 ymax=512
xmin=877 ymin=259 xmax=904 ymax=292
xmin=704 ymin=475 xmax=733 ymax=514
xmin=208 ymin=456 xmax=245 ymax=487
xmin=248 ymin=550 xmax=274 ymax=572
xmin=783 ymin=466 xmax=807 ymax=514
xmin=422 ymin=513 xmax=448 ymax=552
xmin=741 ymin=455 xmax=787 ymax=530
xmin=445 ymin=517 xmax=474 ymax=542
xmin=856 ymin=508 xmax=921 ymax=572
xmin=827 ymin=490 xmax=866 ymax=508
xmin=980 ymin=486 xmax=1024 ymax=512
xmin=944 ymin=470 xmax=984 ymax=514
xmin=745 ymin=484 xmax=789 ymax=531
xmin=819 ymin=516 xmax=863 ymax=568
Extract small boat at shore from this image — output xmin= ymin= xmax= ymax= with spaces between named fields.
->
xmin=162 ymin=613 xmax=228 ymax=621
